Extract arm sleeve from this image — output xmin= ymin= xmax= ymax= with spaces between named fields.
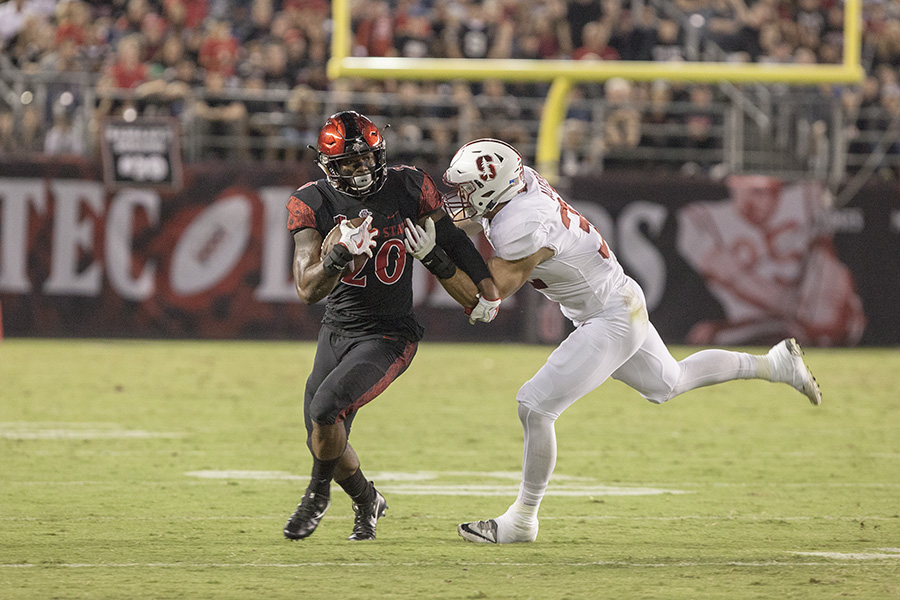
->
xmin=434 ymin=215 xmax=492 ymax=286
xmin=286 ymin=194 xmax=317 ymax=233
xmin=416 ymin=170 xmax=444 ymax=217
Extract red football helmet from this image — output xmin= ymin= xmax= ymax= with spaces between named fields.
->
xmin=316 ymin=111 xmax=387 ymax=197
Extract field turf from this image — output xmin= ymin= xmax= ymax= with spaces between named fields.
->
xmin=1 ymin=339 xmax=898 ymax=599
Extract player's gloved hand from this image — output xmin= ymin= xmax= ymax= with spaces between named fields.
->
xmin=403 ymin=217 xmax=436 ymax=260
xmin=338 ymin=215 xmax=378 ymax=258
xmin=465 ymin=294 xmax=501 ymax=324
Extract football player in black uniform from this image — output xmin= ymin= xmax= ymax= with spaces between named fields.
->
xmin=283 ymin=111 xmax=500 ymax=541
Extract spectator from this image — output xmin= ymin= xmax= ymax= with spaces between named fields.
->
xmin=54 ymin=0 xmax=91 ymax=48
xmin=106 ymin=34 xmax=149 ymax=90
xmin=610 ymin=3 xmax=657 ymax=61
xmin=283 ymin=83 xmax=321 ymax=162
xmin=282 ymin=28 xmax=308 ymax=75
xmin=641 ymin=79 xmax=678 ymax=152
xmin=651 ymin=18 xmax=685 ymax=62
xmin=354 ymin=0 xmax=394 ymax=57
xmin=529 ymin=0 xmax=573 ymax=59
xmin=163 ymin=0 xmax=207 ymax=30
xmin=193 ymin=69 xmax=248 ymax=159
xmin=572 ymin=20 xmax=620 ymax=61
xmin=878 ymin=84 xmax=900 ymax=173
xmin=6 ymin=12 xmax=56 ymax=70
xmin=394 ymin=13 xmax=435 ymax=58
xmin=238 ymin=0 xmax=276 ymax=45
xmin=444 ymin=0 xmax=514 ymax=59
xmin=602 ymin=77 xmax=641 ymax=169
xmin=725 ymin=1 xmax=773 ymax=61
xmin=20 ymin=102 xmax=44 ymax=153
xmin=0 ymin=0 xmax=28 ymax=49
xmin=197 ymin=19 xmax=239 ymax=77
xmin=261 ymin=39 xmax=294 ymax=89
xmin=0 ymin=103 xmax=16 ymax=154
xmin=874 ymin=19 xmax=900 ymax=70
xmin=114 ymin=0 xmax=152 ymax=38
xmin=681 ymin=84 xmax=721 ymax=170
xmin=43 ymin=104 xmax=85 ymax=156
xmin=706 ymin=0 xmax=748 ymax=53
xmin=566 ymin=0 xmax=603 ymax=49
xmin=139 ymin=12 xmax=169 ymax=63
xmin=242 ymin=70 xmax=284 ymax=161
xmin=475 ymin=78 xmax=527 ymax=146
xmin=150 ymin=34 xmax=187 ymax=78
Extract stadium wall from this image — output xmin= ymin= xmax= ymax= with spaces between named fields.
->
xmin=0 ymin=159 xmax=897 ymax=346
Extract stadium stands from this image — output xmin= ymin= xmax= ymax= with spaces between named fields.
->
xmin=1 ymin=0 xmax=900 ymax=181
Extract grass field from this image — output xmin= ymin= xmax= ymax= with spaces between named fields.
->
xmin=1 ymin=339 xmax=899 ymax=599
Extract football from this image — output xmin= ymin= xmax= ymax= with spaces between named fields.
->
xmin=320 ymin=216 xmax=368 ymax=274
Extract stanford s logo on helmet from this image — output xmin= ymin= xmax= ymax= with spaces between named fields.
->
xmin=476 ymin=155 xmax=497 ymax=181
xmin=443 ymin=139 xmax=525 ymax=220
xmin=316 ymin=111 xmax=387 ymax=198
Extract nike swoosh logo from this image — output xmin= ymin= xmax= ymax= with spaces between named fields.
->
xmin=459 ymin=522 xmax=497 ymax=543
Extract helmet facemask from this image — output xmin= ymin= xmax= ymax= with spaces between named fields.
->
xmin=442 ymin=180 xmax=488 ymax=221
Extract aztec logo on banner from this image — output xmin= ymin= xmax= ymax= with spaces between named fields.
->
xmin=100 ymin=118 xmax=183 ymax=191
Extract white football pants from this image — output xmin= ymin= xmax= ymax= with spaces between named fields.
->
xmin=512 ymin=276 xmax=763 ymax=509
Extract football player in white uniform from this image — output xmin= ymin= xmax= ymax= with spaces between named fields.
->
xmin=405 ymin=138 xmax=822 ymax=544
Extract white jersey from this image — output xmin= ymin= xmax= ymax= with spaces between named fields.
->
xmin=482 ymin=167 xmax=628 ymax=325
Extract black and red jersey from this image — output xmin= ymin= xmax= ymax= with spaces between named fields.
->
xmin=286 ymin=166 xmax=443 ymax=341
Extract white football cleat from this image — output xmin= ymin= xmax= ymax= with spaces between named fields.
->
xmin=767 ymin=338 xmax=822 ymax=406
xmin=458 ymin=517 xmax=538 ymax=544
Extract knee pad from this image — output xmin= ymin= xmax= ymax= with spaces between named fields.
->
xmin=516 ymin=381 xmax=560 ymax=421
xmin=515 ymin=380 xmax=541 ymax=413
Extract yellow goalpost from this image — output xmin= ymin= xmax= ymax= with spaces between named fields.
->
xmin=326 ymin=0 xmax=864 ymax=180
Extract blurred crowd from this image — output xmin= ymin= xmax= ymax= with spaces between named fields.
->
xmin=2 ymin=0 xmax=900 ymax=174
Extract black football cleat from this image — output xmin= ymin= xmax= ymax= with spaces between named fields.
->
xmin=348 ymin=485 xmax=388 ymax=541
xmin=284 ymin=490 xmax=331 ymax=540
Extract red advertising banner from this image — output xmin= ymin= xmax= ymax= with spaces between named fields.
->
xmin=1 ymin=160 xmax=897 ymax=345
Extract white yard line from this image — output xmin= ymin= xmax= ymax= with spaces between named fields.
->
xmin=1 ymin=558 xmax=898 ymax=569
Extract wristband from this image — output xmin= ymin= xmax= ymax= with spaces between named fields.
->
xmin=322 ymin=244 xmax=352 ymax=277
xmin=421 ymin=246 xmax=457 ymax=279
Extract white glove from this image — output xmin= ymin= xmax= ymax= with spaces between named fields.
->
xmin=466 ymin=294 xmax=501 ymax=324
xmin=338 ymin=215 xmax=378 ymax=258
xmin=403 ymin=217 xmax=436 ymax=260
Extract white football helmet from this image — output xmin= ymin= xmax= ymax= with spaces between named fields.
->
xmin=443 ymin=139 xmax=525 ymax=220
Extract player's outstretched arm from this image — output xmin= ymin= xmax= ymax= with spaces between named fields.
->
xmin=488 ymin=247 xmax=555 ymax=300
xmin=438 ymin=269 xmax=481 ymax=310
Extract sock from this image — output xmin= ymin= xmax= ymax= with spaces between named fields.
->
xmin=517 ymin=404 xmax=557 ymax=508
xmin=494 ymin=500 xmax=540 ymax=543
xmin=670 ymin=349 xmax=761 ymax=398
xmin=336 ymin=468 xmax=374 ymax=505
xmin=307 ymin=456 xmax=340 ymax=498
xmin=490 ymin=405 xmax=553 ymax=543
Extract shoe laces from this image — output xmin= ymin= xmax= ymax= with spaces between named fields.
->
xmin=351 ymin=499 xmax=379 ymax=535
xmin=292 ymin=492 xmax=326 ymax=521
